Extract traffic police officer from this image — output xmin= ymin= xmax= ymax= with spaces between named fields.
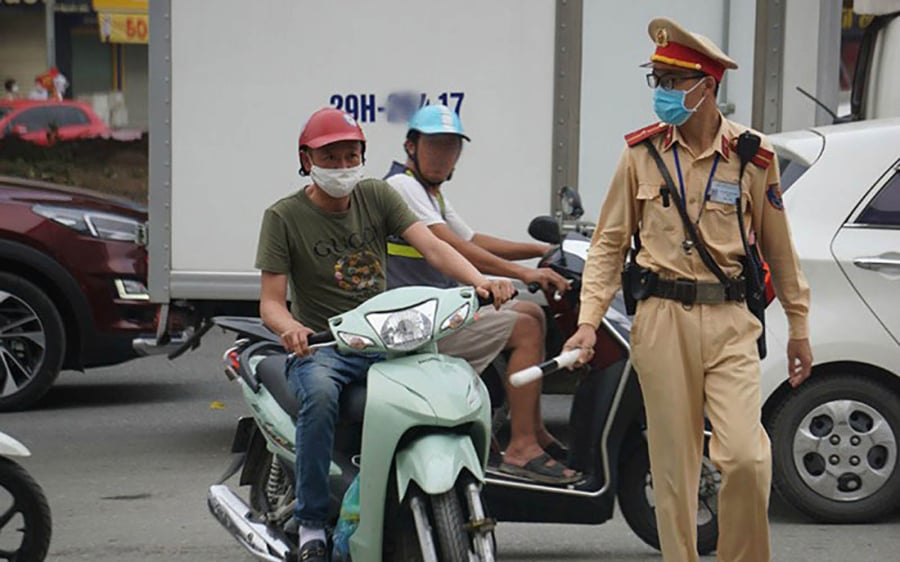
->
xmin=564 ymin=17 xmax=813 ymax=562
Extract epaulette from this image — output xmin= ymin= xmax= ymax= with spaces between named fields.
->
xmin=728 ymin=137 xmax=774 ymax=169
xmin=625 ymin=122 xmax=668 ymax=147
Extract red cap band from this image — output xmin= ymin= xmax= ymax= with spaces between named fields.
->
xmin=651 ymin=42 xmax=726 ymax=81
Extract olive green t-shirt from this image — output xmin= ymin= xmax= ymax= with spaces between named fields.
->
xmin=255 ymin=178 xmax=419 ymax=331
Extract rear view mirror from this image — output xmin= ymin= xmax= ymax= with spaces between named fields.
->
xmin=11 ymin=125 xmax=28 ymax=135
xmin=559 ymin=186 xmax=584 ymax=219
xmin=528 ymin=215 xmax=561 ymax=245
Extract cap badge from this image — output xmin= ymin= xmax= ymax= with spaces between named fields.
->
xmin=655 ymin=28 xmax=669 ymax=47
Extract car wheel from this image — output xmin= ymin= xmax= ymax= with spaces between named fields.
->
xmin=770 ymin=374 xmax=900 ymax=523
xmin=0 ymin=273 xmax=65 ymax=411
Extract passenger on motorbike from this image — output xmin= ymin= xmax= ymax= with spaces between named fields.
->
xmin=384 ymin=104 xmax=580 ymax=485
xmin=255 ymin=107 xmax=515 ymax=562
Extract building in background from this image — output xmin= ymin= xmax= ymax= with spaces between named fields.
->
xmin=0 ymin=0 xmax=148 ymax=129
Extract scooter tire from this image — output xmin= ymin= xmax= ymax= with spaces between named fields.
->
xmin=617 ymin=445 xmax=718 ymax=556
xmin=431 ymin=490 xmax=470 ymax=561
xmin=0 ymin=457 xmax=52 ymax=561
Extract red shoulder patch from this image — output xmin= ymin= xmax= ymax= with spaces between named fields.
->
xmin=751 ymin=146 xmax=774 ymax=169
xmin=728 ymin=137 xmax=774 ymax=169
xmin=625 ymin=122 xmax=668 ymax=147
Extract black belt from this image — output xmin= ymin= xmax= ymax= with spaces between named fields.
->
xmin=650 ymin=278 xmax=746 ymax=305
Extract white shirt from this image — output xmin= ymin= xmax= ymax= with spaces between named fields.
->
xmin=386 ymin=172 xmax=475 ymax=241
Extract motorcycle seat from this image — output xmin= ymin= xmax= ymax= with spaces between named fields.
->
xmin=256 ymin=354 xmax=367 ymax=424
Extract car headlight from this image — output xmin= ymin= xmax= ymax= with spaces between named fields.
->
xmin=32 ymin=204 xmax=144 ymax=243
xmin=366 ymin=299 xmax=437 ymax=351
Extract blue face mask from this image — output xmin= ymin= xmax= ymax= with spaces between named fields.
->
xmin=653 ymin=78 xmax=706 ymax=126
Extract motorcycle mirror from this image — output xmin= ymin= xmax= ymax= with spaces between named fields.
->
xmin=559 ymin=186 xmax=584 ymax=219
xmin=528 ymin=215 xmax=561 ymax=244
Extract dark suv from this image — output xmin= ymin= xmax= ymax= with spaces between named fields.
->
xmin=0 ymin=175 xmax=174 ymax=410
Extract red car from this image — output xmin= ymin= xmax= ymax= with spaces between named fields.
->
xmin=0 ymin=100 xmax=110 ymax=145
xmin=0 ymin=175 xmax=183 ymax=410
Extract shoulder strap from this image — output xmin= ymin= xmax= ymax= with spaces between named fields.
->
xmin=641 ymin=139 xmax=730 ymax=285
xmin=434 ymin=191 xmax=447 ymax=219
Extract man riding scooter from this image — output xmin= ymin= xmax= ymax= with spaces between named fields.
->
xmin=384 ymin=104 xmax=579 ymax=485
xmin=255 ymin=107 xmax=514 ymax=561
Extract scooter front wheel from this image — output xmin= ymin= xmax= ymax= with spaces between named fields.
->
xmin=0 ymin=457 xmax=52 ymax=561
xmin=431 ymin=490 xmax=469 ymax=561
xmin=390 ymin=482 xmax=496 ymax=562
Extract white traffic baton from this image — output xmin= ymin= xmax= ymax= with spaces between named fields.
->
xmin=508 ymin=349 xmax=582 ymax=387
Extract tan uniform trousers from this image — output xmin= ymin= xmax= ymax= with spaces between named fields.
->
xmin=631 ymin=297 xmax=772 ymax=562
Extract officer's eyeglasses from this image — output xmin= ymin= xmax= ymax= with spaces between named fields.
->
xmin=646 ymin=72 xmax=707 ymax=91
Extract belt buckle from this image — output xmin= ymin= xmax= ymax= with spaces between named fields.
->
xmin=696 ymin=283 xmax=725 ymax=304
xmin=673 ymin=279 xmax=697 ymax=305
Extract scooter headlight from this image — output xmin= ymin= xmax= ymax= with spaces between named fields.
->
xmin=366 ymin=300 xmax=437 ymax=351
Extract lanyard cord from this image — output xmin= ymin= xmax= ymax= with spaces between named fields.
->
xmin=673 ymin=145 xmax=720 ymax=225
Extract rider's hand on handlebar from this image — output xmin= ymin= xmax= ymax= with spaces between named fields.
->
xmin=475 ymin=279 xmax=517 ymax=310
xmin=280 ymin=321 xmax=315 ymax=357
xmin=522 ymin=267 xmax=569 ymax=294
xmin=562 ymin=324 xmax=597 ymax=369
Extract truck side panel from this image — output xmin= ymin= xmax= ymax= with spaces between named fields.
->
xmin=151 ymin=0 xmax=556 ymax=302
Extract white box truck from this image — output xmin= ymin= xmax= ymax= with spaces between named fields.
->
xmin=144 ymin=0 xmax=896 ymax=352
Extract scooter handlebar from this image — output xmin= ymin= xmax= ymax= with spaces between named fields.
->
xmin=509 ymin=349 xmax=582 ymax=387
xmin=476 ymin=288 xmax=519 ymax=308
xmin=307 ymin=331 xmax=335 ymax=346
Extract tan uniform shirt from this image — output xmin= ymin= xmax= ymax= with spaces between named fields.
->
xmin=578 ymin=115 xmax=810 ymax=339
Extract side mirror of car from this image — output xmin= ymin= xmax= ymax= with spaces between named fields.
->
xmin=11 ymin=124 xmax=28 ymax=135
xmin=559 ymin=186 xmax=584 ymax=219
xmin=528 ymin=215 xmax=561 ymax=245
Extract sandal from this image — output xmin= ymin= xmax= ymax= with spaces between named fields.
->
xmin=543 ymin=441 xmax=569 ymax=463
xmin=499 ymin=452 xmax=582 ymax=485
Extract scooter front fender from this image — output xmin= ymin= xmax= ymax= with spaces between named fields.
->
xmin=395 ymin=433 xmax=483 ymax=499
xmin=0 ymin=432 xmax=30 ymax=457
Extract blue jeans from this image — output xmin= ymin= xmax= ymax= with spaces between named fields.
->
xmin=285 ymin=347 xmax=381 ymax=529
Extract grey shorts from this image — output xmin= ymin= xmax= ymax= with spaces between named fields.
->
xmin=437 ymin=301 xmax=519 ymax=374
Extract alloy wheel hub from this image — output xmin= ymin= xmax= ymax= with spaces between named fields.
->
xmin=0 ymin=291 xmax=45 ymax=397
xmin=792 ymin=399 xmax=897 ymax=502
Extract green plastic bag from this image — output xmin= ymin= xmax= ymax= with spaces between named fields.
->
xmin=331 ymin=475 xmax=360 ymax=562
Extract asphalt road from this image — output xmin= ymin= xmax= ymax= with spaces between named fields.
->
xmin=3 ymin=330 xmax=897 ymax=561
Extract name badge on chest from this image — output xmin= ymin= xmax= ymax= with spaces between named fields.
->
xmin=708 ymin=180 xmax=741 ymax=205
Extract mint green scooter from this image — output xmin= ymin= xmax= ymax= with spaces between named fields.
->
xmin=207 ymin=286 xmax=497 ymax=561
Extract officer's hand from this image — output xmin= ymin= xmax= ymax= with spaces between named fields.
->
xmin=522 ymin=267 xmax=570 ymax=294
xmin=787 ymin=338 xmax=813 ymax=388
xmin=476 ymin=279 xmax=516 ymax=309
xmin=563 ymin=324 xmax=596 ymax=369
xmin=280 ymin=321 xmax=315 ymax=357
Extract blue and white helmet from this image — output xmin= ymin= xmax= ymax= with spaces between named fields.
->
xmin=407 ymin=104 xmax=470 ymax=141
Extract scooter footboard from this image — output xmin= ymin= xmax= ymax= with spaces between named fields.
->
xmin=395 ymin=433 xmax=483 ymax=500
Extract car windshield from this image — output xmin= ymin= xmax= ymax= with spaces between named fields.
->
xmin=778 ymin=157 xmax=810 ymax=193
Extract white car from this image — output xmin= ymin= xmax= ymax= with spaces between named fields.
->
xmin=762 ymin=118 xmax=900 ymax=522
